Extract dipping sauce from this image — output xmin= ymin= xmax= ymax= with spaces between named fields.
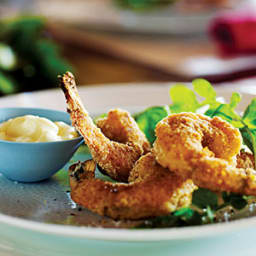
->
xmin=0 ymin=115 xmax=79 ymax=142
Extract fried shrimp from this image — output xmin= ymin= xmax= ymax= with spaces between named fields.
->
xmin=59 ymin=72 xmax=150 ymax=182
xmin=236 ymin=151 xmax=255 ymax=169
xmin=154 ymin=112 xmax=242 ymax=179
xmin=96 ymin=108 xmax=150 ymax=154
xmin=69 ymin=153 xmax=196 ymax=220
xmin=153 ymin=112 xmax=256 ymax=195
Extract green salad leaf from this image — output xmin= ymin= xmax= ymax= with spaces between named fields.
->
xmin=136 ymin=208 xmax=202 ymax=229
xmin=192 ymin=188 xmax=218 ymax=209
xmin=192 ymin=78 xmax=216 ymax=102
xmin=169 ymin=85 xmax=199 ymax=113
xmin=135 ymin=189 xmax=250 ymax=229
xmin=134 ymin=79 xmax=256 ymax=169
xmin=242 ymin=99 xmax=256 ymax=128
xmin=240 ymin=128 xmax=256 ymax=155
xmin=222 ymin=192 xmax=248 ymax=210
xmin=133 ymin=78 xmax=256 ymax=229
xmin=96 ymin=78 xmax=256 ymax=229
xmin=134 ymin=106 xmax=170 ymax=144
xmin=135 ymin=79 xmax=244 ymax=145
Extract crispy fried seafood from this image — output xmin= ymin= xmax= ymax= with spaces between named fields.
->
xmin=59 ymin=72 xmax=150 ymax=182
xmin=69 ymin=153 xmax=196 ymax=220
xmin=60 ymin=72 xmax=256 ymax=221
xmin=153 ymin=112 xmax=256 ymax=195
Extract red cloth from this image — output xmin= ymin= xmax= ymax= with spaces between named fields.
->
xmin=209 ymin=11 xmax=256 ymax=56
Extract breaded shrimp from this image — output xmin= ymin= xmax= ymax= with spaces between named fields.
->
xmin=59 ymin=72 xmax=150 ymax=182
xmin=154 ymin=112 xmax=242 ymax=179
xmin=96 ymin=108 xmax=150 ymax=154
xmin=236 ymin=151 xmax=255 ymax=169
xmin=69 ymin=153 xmax=196 ymax=220
xmin=153 ymin=112 xmax=256 ymax=195
xmin=191 ymin=158 xmax=256 ymax=195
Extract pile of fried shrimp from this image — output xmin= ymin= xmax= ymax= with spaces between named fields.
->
xmin=59 ymin=72 xmax=256 ymax=220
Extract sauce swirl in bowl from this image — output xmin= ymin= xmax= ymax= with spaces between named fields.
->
xmin=0 ymin=115 xmax=79 ymax=142
xmin=0 ymin=108 xmax=84 ymax=182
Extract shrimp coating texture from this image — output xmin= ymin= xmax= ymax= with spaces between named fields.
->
xmin=236 ymin=151 xmax=255 ymax=169
xmin=154 ymin=112 xmax=256 ymax=195
xmin=96 ymin=109 xmax=150 ymax=154
xmin=69 ymin=153 xmax=196 ymax=220
xmin=59 ymin=72 xmax=150 ymax=182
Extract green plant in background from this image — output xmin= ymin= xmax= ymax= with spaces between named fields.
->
xmin=0 ymin=16 xmax=73 ymax=96
xmin=113 ymin=0 xmax=176 ymax=11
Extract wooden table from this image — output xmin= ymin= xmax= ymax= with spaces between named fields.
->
xmin=49 ymin=24 xmax=216 ymax=85
xmin=49 ymin=23 xmax=256 ymax=86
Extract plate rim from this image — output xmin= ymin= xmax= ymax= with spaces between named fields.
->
xmin=1 ymin=82 xmax=256 ymax=242
xmin=0 ymin=210 xmax=256 ymax=242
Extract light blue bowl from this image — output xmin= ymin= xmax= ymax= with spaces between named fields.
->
xmin=0 ymin=108 xmax=84 ymax=182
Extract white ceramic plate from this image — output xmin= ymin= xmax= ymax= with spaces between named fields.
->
xmin=1 ymin=82 xmax=256 ymax=256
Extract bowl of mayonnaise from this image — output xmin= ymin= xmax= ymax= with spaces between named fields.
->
xmin=0 ymin=107 xmax=84 ymax=182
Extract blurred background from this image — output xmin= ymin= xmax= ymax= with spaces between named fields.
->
xmin=0 ymin=0 xmax=256 ymax=96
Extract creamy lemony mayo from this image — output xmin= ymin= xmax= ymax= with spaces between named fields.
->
xmin=0 ymin=115 xmax=79 ymax=142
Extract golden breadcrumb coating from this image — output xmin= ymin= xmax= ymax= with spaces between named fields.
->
xmin=236 ymin=151 xmax=255 ymax=169
xmin=153 ymin=112 xmax=256 ymax=195
xmin=153 ymin=112 xmax=241 ymax=178
xmin=59 ymin=72 xmax=150 ymax=182
xmin=60 ymin=72 xmax=256 ymax=220
xmin=69 ymin=153 xmax=196 ymax=220
xmin=96 ymin=108 xmax=150 ymax=154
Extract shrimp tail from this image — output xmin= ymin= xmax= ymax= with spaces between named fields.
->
xmin=59 ymin=72 xmax=150 ymax=182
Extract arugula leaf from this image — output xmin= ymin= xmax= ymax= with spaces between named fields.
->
xmin=242 ymin=99 xmax=256 ymax=129
xmin=173 ymin=208 xmax=202 ymax=225
xmin=192 ymin=188 xmax=218 ymax=209
xmin=192 ymin=78 xmax=216 ymax=103
xmin=134 ymin=79 xmax=256 ymax=151
xmin=135 ymin=79 xmax=218 ymax=144
xmin=205 ymin=205 xmax=216 ymax=223
xmin=230 ymin=92 xmax=241 ymax=109
xmin=135 ymin=79 xmax=256 ymax=166
xmin=134 ymin=106 xmax=170 ymax=144
xmin=169 ymin=85 xmax=199 ymax=113
xmin=205 ymin=92 xmax=241 ymax=121
xmin=134 ymin=79 xmax=256 ymax=229
xmin=135 ymin=214 xmax=180 ymax=229
xmin=201 ymin=89 xmax=256 ymax=167
xmin=170 ymin=79 xmax=228 ymax=117
xmin=135 ymin=208 xmax=202 ymax=228
xmin=135 ymin=189 xmax=251 ymax=228
xmin=222 ymin=192 xmax=247 ymax=210
xmin=240 ymin=127 xmax=256 ymax=154
xmin=173 ymin=207 xmax=194 ymax=218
